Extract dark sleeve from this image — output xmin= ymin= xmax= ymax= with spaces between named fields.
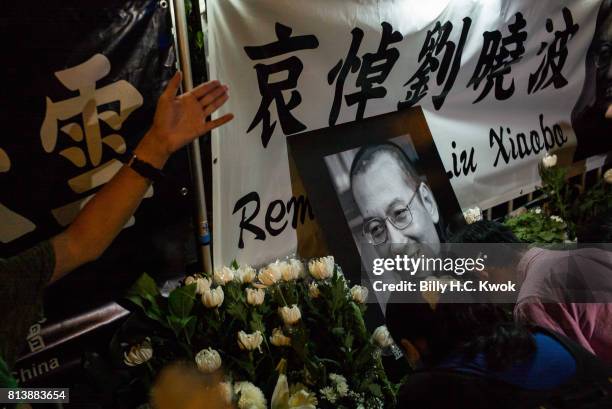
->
xmin=397 ymin=372 xmax=515 ymax=409
xmin=0 ymin=241 xmax=55 ymax=367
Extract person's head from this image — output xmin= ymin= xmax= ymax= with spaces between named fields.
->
xmin=350 ymin=143 xmax=441 ymax=258
xmin=450 ymin=219 xmax=520 ymax=244
xmin=449 ymin=220 xmax=522 ymax=283
xmin=151 ymin=361 xmax=234 ymax=409
xmin=385 ymin=289 xmax=535 ymax=371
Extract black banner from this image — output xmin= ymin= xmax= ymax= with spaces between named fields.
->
xmin=1 ymin=0 xmax=197 ymax=392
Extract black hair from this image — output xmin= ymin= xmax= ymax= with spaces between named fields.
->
xmin=350 ymin=142 xmax=422 ymax=189
xmin=450 ymin=220 xmax=520 ymax=244
xmin=386 ymin=292 xmax=535 ymax=371
xmin=577 ymin=208 xmax=612 ymax=243
xmin=349 ymin=142 xmax=448 ymax=241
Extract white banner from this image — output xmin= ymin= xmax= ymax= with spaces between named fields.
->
xmin=208 ymin=0 xmax=601 ymax=267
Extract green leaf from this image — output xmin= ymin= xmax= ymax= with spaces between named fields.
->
xmin=250 ymin=311 xmax=265 ymax=333
xmin=367 ymin=383 xmax=382 ymax=397
xmin=167 ymin=315 xmax=184 ymax=336
xmin=230 ymin=259 xmax=240 ymax=270
xmin=227 ymin=301 xmax=248 ymax=324
xmin=195 ymin=30 xmax=204 ymax=50
xmin=127 ymin=273 xmax=159 ymax=300
xmin=184 ymin=316 xmax=197 ymax=340
xmin=169 ymin=284 xmax=197 ymax=318
xmin=331 ymin=327 xmax=345 ymax=337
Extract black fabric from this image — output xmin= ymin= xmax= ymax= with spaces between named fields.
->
xmin=397 ymin=328 xmax=612 ymax=409
xmin=0 ymin=241 xmax=55 ymax=368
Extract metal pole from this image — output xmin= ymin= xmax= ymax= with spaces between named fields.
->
xmin=170 ymin=0 xmax=213 ymax=274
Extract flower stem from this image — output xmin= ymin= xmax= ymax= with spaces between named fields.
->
xmin=277 ymin=284 xmax=289 ymax=306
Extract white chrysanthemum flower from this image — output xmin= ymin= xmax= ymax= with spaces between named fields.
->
xmin=320 ymin=386 xmax=337 ymax=403
xmin=279 ymin=305 xmax=301 ymax=325
xmin=329 ymin=373 xmax=349 ymax=397
xmin=201 ymin=287 xmax=224 ymax=308
xmin=308 ymin=256 xmax=335 ymax=280
xmin=194 ymin=348 xmax=222 ymax=373
xmin=550 ymin=215 xmax=564 ymax=224
xmin=234 ymin=381 xmax=267 ymax=409
xmin=246 ymin=288 xmax=265 ymax=306
xmin=185 ymin=275 xmax=212 ymax=294
xmin=258 ymin=262 xmax=283 ymax=286
xmin=604 ymin=168 xmax=612 ymax=184
xmin=534 ymin=207 xmax=542 ymax=214
xmin=463 ymin=207 xmax=482 ymax=224
xmin=308 ymin=282 xmax=320 ymax=298
xmin=278 ymin=260 xmax=300 ymax=281
xmin=288 ymin=387 xmax=318 ymax=409
xmin=213 ymin=266 xmax=235 ymax=285
xmin=288 ymin=259 xmax=305 ymax=280
xmin=542 ymin=152 xmax=558 ymax=168
xmin=350 ymin=285 xmax=369 ymax=304
xmin=237 ymin=330 xmax=263 ymax=352
xmin=124 ymin=337 xmax=153 ymax=367
xmin=372 ymin=325 xmax=394 ymax=348
xmin=236 ymin=265 xmax=257 ymax=284
xmin=270 ymin=327 xmax=291 ymax=347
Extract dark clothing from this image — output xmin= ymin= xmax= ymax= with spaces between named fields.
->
xmin=398 ymin=329 xmax=612 ymax=409
xmin=0 ymin=241 xmax=54 ymax=369
xmin=438 ymin=332 xmax=576 ymax=390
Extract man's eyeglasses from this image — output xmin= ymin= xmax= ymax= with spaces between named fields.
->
xmin=362 ymin=186 xmax=420 ymax=246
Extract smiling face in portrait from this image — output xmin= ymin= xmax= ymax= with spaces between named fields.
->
xmin=351 ymin=148 xmax=441 ymax=259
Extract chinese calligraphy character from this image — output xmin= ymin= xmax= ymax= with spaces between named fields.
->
xmin=40 ymin=54 xmax=146 ymax=227
xmin=328 ymin=22 xmax=402 ymax=125
xmin=244 ymin=23 xmax=319 ymax=148
xmin=528 ymin=7 xmax=579 ymax=94
xmin=27 ymin=323 xmax=45 ymax=353
xmin=467 ymin=13 xmax=527 ymax=103
xmin=399 ymin=17 xmax=472 ymax=111
xmin=41 ymin=53 xmax=143 ymax=169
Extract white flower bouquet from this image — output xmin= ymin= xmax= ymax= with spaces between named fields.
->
xmin=117 ymin=257 xmax=397 ymax=408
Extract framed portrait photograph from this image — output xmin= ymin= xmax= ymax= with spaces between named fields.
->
xmin=288 ymin=107 xmax=465 ymax=284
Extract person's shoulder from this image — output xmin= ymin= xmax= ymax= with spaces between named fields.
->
xmin=0 ymin=240 xmax=55 ymax=280
xmin=397 ymin=370 xmax=510 ymax=409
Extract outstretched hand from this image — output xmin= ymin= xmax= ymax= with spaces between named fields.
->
xmin=147 ymin=71 xmax=234 ymax=157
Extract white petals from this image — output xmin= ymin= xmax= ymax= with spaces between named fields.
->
xmin=202 ymin=287 xmax=224 ymax=308
xmin=236 ymin=265 xmax=257 ymax=283
xmin=604 ymin=168 xmax=612 ymax=184
xmin=214 ymin=266 xmax=235 ymax=285
xmin=308 ymin=256 xmax=334 ymax=280
xmin=542 ymin=153 xmax=557 ymax=168
xmin=279 ymin=305 xmax=301 ymax=325
xmin=194 ymin=348 xmax=222 ymax=373
xmin=308 ymin=282 xmax=320 ymax=298
xmin=350 ymin=285 xmax=369 ymax=304
xmin=270 ymin=327 xmax=291 ymax=347
xmin=372 ymin=326 xmax=394 ymax=348
xmin=258 ymin=262 xmax=283 ymax=286
xmin=124 ymin=338 xmax=153 ymax=366
xmin=234 ymin=381 xmax=267 ymax=409
xmin=237 ymin=330 xmax=263 ymax=352
xmin=246 ymin=288 xmax=265 ymax=306
xmin=463 ymin=207 xmax=482 ymax=225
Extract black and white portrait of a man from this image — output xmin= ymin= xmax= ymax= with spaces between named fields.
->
xmin=325 ymin=137 xmax=449 ymax=269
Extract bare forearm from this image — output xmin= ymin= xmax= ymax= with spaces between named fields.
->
xmin=50 ymin=131 xmax=169 ymax=282
xmin=47 ymin=73 xmax=232 ymax=283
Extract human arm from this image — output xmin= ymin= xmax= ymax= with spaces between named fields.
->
xmin=49 ymin=72 xmax=232 ymax=283
xmin=514 ymin=299 xmax=597 ymax=355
